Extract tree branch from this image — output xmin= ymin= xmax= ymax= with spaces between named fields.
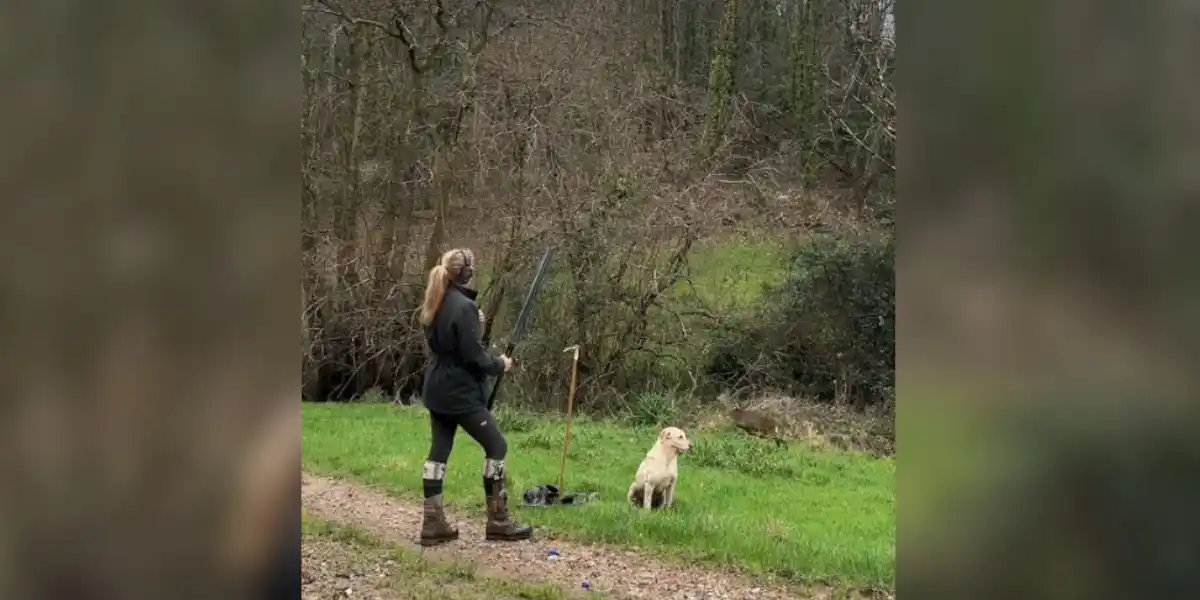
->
xmin=469 ymin=0 xmax=497 ymax=54
xmin=392 ymin=10 xmax=427 ymax=74
xmin=304 ymin=1 xmax=394 ymax=36
xmin=433 ymin=0 xmax=450 ymax=33
xmin=301 ymin=1 xmax=431 ymax=74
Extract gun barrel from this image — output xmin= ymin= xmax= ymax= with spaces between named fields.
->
xmin=486 ymin=247 xmax=554 ymax=410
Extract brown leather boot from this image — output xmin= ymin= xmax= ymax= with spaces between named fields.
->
xmin=419 ymin=494 xmax=459 ymax=546
xmin=484 ymin=478 xmax=532 ymax=541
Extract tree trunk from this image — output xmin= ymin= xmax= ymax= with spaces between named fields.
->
xmin=388 ymin=143 xmax=419 ymax=286
xmin=701 ymin=0 xmax=742 ymax=156
xmin=335 ymin=27 xmax=368 ymax=290
xmin=656 ymin=0 xmax=675 ymax=141
xmin=789 ymin=0 xmax=822 ymax=129
xmin=671 ymin=0 xmax=682 ymax=81
xmin=421 ymin=153 xmax=451 ymax=274
xmin=374 ymin=196 xmax=396 ymax=288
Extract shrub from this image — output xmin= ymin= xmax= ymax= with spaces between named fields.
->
xmin=624 ymin=391 xmax=686 ymax=427
xmin=707 ymin=233 xmax=894 ymax=409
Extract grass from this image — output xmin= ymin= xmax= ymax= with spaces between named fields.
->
xmin=303 ymin=402 xmax=895 ymax=591
xmin=303 ymin=513 xmax=580 ymax=599
xmin=675 ymin=234 xmax=787 ymax=310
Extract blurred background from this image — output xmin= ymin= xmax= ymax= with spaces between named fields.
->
xmin=0 ymin=1 xmax=297 ymax=598
xmin=900 ymin=0 xmax=1200 ymax=598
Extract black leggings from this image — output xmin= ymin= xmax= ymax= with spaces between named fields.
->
xmin=427 ymin=408 xmax=508 ymax=462
xmin=422 ymin=408 xmax=509 ymax=499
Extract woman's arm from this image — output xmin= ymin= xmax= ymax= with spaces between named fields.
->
xmin=454 ymin=302 xmax=504 ymax=376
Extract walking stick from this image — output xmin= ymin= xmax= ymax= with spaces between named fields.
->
xmin=558 ymin=344 xmax=581 ymax=493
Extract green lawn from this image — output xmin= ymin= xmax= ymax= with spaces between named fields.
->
xmin=675 ymin=234 xmax=787 ymax=310
xmin=303 ymin=402 xmax=895 ymax=591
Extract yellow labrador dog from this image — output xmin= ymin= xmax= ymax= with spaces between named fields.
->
xmin=627 ymin=427 xmax=692 ymax=510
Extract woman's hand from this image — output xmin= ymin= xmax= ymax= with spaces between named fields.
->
xmin=499 ymin=354 xmax=515 ymax=372
xmin=478 ymin=309 xmax=486 ymax=324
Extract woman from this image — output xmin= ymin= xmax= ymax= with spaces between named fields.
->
xmin=417 ymin=248 xmax=533 ymax=546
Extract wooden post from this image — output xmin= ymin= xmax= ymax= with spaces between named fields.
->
xmin=558 ymin=344 xmax=581 ymax=493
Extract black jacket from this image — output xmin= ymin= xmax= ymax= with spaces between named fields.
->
xmin=422 ymin=284 xmax=504 ymax=415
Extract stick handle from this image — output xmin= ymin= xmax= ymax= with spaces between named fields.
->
xmin=558 ymin=345 xmax=581 ymax=492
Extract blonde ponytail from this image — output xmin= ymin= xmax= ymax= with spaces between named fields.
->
xmin=419 ymin=264 xmax=453 ymax=326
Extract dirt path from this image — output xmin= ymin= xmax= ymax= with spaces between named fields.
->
xmin=302 ymin=525 xmax=568 ymax=600
xmin=302 ymin=472 xmax=819 ymax=599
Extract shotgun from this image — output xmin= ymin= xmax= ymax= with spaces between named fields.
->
xmin=487 ymin=247 xmax=555 ymax=410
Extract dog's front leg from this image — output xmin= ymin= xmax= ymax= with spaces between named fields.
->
xmin=663 ymin=480 xmax=676 ymax=509
xmin=642 ymin=482 xmax=654 ymax=510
